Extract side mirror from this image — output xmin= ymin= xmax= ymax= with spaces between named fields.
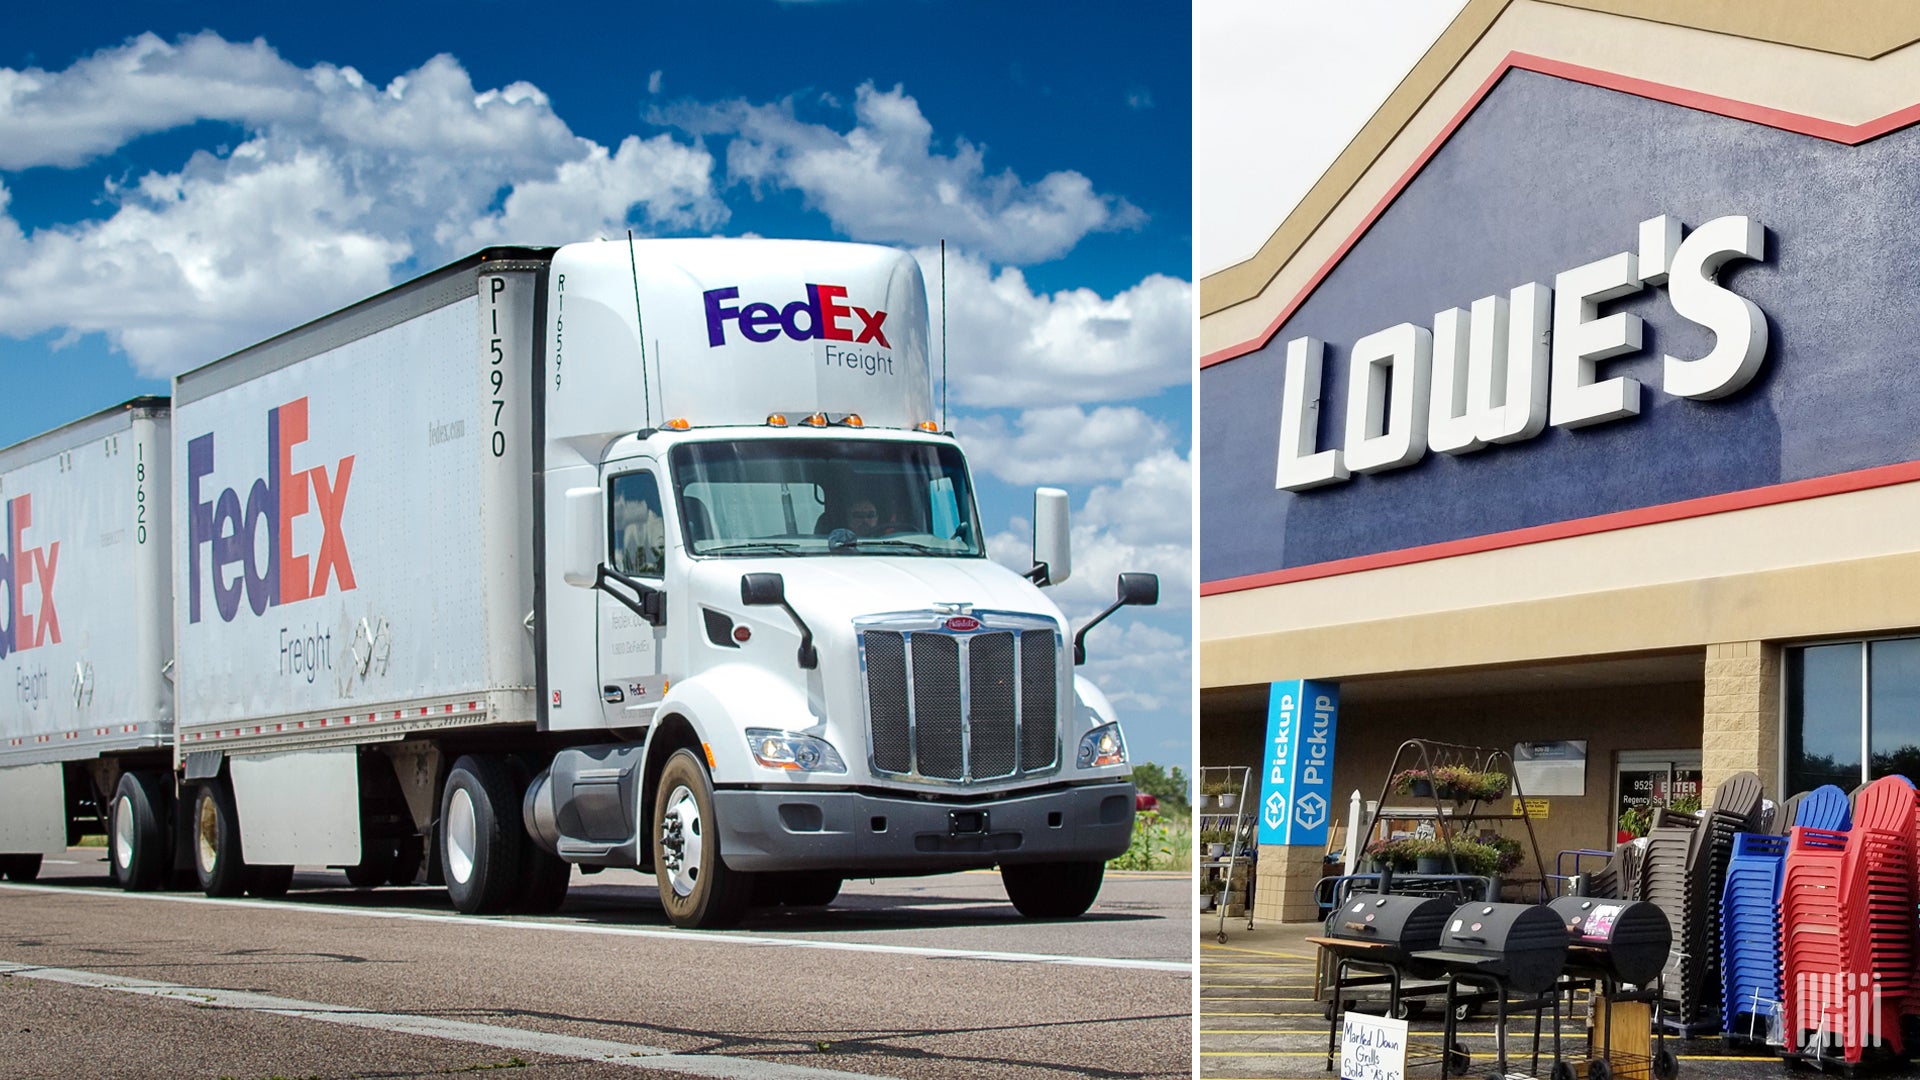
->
xmin=1030 ymin=487 xmax=1071 ymax=586
xmin=1118 ymin=572 xmax=1159 ymax=607
xmin=740 ymin=573 xmax=815 ymax=670
xmin=740 ymin=572 xmax=786 ymax=607
xmin=561 ymin=487 xmax=602 ymax=587
xmin=1073 ymin=572 xmax=1161 ymax=666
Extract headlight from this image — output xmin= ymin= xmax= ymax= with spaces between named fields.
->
xmin=1077 ymin=722 xmax=1127 ymax=768
xmin=745 ymin=729 xmax=847 ymax=773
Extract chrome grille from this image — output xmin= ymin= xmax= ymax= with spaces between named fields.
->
xmin=912 ymin=634 xmax=964 ymax=780
xmin=968 ymin=632 xmax=1017 ymax=779
xmin=859 ymin=613 xmax=1062 ymax=783
xmin=1019 ymin=629 xmax=1059 ymax=770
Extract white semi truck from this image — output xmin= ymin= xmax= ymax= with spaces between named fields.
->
xmin=0 ymin=238 xmax=1154 ymax=927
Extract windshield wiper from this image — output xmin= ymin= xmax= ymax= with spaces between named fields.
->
xmin=844 ymin=537 xmax=949 ymax=554
xmin=697 ymin=541 xmax=808 ymax=556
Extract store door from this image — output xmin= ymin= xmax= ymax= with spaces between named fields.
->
xmin=1615 ymin=750 xmax=1703 ymax=843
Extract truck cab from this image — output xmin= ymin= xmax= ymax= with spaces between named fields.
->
xmin=523 ymin=239 xmax=1152 ymax=927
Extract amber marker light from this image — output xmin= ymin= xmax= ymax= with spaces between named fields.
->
xmin=916 ymin=421 xmax=940 ymax=433
xmin=663 ymin=418 xmax=691 ymax=430
xmin=802 ymin=412 xmax=829 ymax=427
xmin=839 ymin=414 xmax=863 ymax=428
xmin=766 ymin=413 xmax=788 ymax=427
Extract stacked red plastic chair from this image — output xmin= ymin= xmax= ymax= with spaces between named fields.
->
xmin=1781 ymin=775 xmax=1917 ymax=1066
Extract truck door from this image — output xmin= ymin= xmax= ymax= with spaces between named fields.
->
xmin=599 ymin=466 xmax=668 ymax=728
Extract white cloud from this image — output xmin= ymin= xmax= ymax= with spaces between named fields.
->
xmin=915 ymin=248 xmax=1191 ymax=409
xmin=1079 ymin=620 xmax=1192 ymax=719
xmin=0 ymin=35 xmax=721 ymax=376
xmin=661 ymin=82 xmax=1142 ymax=264
xmin=960 ymin=405 xmax=1172 ymax=486
xmin=647 ymin=70 xmax=663 ymax=95
xmin=986 ymin=448 xmax=1193 ymax=617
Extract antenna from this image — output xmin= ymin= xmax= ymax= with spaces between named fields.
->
xmin=940 ymin=239 xmax=948 ymax=432
xmin=628 ymin=230 xmax=652 ymax=428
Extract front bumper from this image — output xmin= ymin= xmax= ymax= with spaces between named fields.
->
xmin=713 ymin=780 xmax=1137 ymax=873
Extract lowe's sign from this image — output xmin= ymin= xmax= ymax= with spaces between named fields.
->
xmin=1259 ymin=679 xmax=1340 ymax=846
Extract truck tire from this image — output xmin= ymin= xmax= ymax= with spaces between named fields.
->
xmin=0 ymin=854 xmax=42 ymax=881
xmin=440 ymin=755 xmax=523 ymax=914
xmin=652 ymin=749 xmax=754 ymax=929
xmin=1001 ymin=861 xmax=1106 ymax=918
xmin=756 ymin=871 xmax=842 ymax=907
xmin=247 ymin=865 xmax=294 ymax=898
xmin=110 ymin=770 xmax=172 ymax=891
xmin=192 ymin=781 xmax=249 ymax=897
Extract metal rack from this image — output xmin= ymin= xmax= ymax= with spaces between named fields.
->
xmin=1199 ymin=764 xmax=1255 ymax=943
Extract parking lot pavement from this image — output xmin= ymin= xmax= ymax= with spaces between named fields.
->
xmin=1199 ymin=921 xmax=1918 ymax=1079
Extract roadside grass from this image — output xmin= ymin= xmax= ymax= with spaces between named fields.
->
xmin=1109 ymin=806 xmax=1191 ymax=872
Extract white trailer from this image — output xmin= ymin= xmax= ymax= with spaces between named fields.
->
xmin=30 ymin=238 xmax=1152 ymax=927
xmin=0 ymin=399 xmax=176 ymax=886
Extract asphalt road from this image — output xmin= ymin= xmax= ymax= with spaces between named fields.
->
xmin=0 ymin=848 xmax=1193 ymax=1080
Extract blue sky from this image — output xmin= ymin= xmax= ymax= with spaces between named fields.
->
xmin=0 ymin=1 xmax=1194 ymax=766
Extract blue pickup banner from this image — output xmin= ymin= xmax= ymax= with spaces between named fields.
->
xmin=1259 ymin=679 xmax=1340 ymax=846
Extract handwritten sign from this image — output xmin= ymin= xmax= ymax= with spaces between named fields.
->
xmin=1340 ymin=1012 xmax=1408 ymax=1080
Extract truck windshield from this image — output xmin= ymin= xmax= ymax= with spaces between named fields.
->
xmin=670 ymin=438 xmax=985 ymax=558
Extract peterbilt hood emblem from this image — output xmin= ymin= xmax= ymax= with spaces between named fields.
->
xmin=943 ymin=615 xmax=981 ymax=632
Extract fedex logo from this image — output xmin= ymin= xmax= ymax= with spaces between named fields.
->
xmin=704 ymin=284 xmax=890 ymax=349
xmin=188 ymin=397 xmax=356 ymax=624
xmin=0 ymin=494 xmax=59 ymax=660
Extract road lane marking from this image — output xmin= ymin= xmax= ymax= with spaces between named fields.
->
xmin=0 ymin=960 xmax=903 ymax=1080
xmin=0 ymin=883 xmax=1190 ymax=973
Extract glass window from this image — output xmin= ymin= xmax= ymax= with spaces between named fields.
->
xmin=669 ymin=438 xmax=984 ymax=559
xmin=609 ymin=471 xmax=664 ymax=577
xmin=1871 ymin=638 xmax=1920 ymax=780
xmin=1786 ymin=642 xmax=1864 ymax=793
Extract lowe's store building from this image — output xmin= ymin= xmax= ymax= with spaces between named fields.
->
xmin=1199 ymin=1 xmax=1920 ymax=921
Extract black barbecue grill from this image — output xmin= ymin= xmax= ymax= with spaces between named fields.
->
xmin=1320 ymin=894 xmax=1455 ymax=976
xmin=1550 ymin=896 xmax=1672 ymax=987
xmin=1416 ymin=903 xmax=1575 ymax=1079
xmin=1312 ymin=894 xmax=1473 ymax=1074
xmin=1415 ymin=901 xmax=1571 ymax=993
xmin=1550 ymin=895 xmax=1679 ymax=1080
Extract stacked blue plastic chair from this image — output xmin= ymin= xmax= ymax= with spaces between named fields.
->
xmin=1721 ymin=785 xmax=1851 ymax=1042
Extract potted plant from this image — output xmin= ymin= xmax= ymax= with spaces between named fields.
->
xmin=1391 ymin=769 xmax=1438 ymax=799
xmin=1431 ymin=765 xmax=1511 ymax=803
xmin=1485 ymin=834 xmax=1525 ymax=874
xmin=1201 ymin=827 xmax=1231 ymax=859
xmin=1200 ymin=777 xmax=1233 ymax=810
xmin=1218 ymin=778 xmax=1242 ymax=812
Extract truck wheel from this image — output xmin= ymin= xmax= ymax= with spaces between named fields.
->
xmin=0 ymin=854 xmax=42 ymax=881
xmin=111 ymin=771 xmax=172 ymax=891
xmin=1001 ymin=861 xmax=1106 ymax=918
xmin=757 ymin=871 xmax=842 ymax=907
xmin=193 ymin=781 xmax=249 ymax=897
xmin=440 ymin=755 xmax=523 ymax=914
xmin=652 ymin=749 xmax=754 ymax=929
xmin=247 ymin=865 xmax=294 ymax=898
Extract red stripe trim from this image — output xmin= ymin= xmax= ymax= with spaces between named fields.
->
xmin=1202 ymin=459 xmax=1920 ymax=595
xmin=1201 ymin=51 xmax=1920 ymax=370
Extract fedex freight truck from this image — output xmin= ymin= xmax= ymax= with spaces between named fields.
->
xmin=3 ymin=238 xmax=1153 ymax=928
xmin=0 ymin=399 xmax=175 ymax=886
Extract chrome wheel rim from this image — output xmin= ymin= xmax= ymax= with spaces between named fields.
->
xmin=659 ymin=784 xmax=702 ymax=898
xmin=196 ymin=792 xmax=218 ymax=875
xmin=112 ymin=793 xmax=135 ymax=871
xmin=446 ymin=787 xmax=477 ymax=885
